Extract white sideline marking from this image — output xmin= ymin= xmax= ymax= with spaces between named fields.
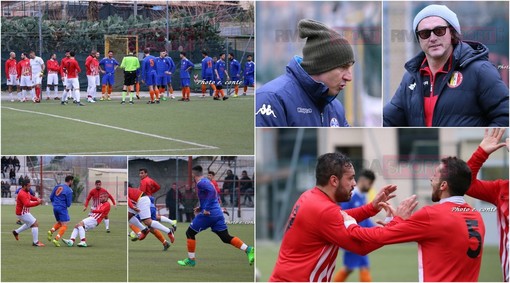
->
xmin=2 ymin=106 xmax=218 ymax=150
xmin=68 ymin=148 xmax=215 ymax=155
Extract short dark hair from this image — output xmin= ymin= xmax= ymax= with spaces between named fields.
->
xmin=358 ymin=169 xmax=376 ymax=182
xmin=229 ymin=52 xmax=234 ymax=57
xmin=439 ymin=157 xmax=471 ymax=196
xmin=139 ymin=168 xmax=148 ymax=174
xmin=315 ymin=152 xmax=353 ymax=186
xmin=219 ymin=53 xmax=225 ymax=57
xmin=95 ymin=180 xmax=101 ymax=184
xmin=202 ymin=51 xmax=208 ymax=56
xmin=180 ymin=52 xmax=186 ymax=56
xmin=65 ymin=175 xmax=74 ymax=183
xmin=247 ymin=55 xmax=252 ymax=58
xmin=144 ymin=48 xmax=150 ymax=54
xmin=192 ymin=165 xmax=203 ymax=176
xmin=208 ymin=171 xmax=215 ymax=176
xmin=70 ymin=51 xmax=75 ymax=57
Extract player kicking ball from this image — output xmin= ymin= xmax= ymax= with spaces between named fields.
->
xmin=177 ymin=165 xmax=254 ymax=267
xmin=62 ymin=193 xmax=111 ymax=247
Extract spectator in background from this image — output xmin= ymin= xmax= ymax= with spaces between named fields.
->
xmin=13 ymin=156 xmax=20 ymax=172
xmin=166 ymin=183 xmax=182 ymax=222
xmin=240 ymin=170 xmax=253 ymax=206
xmin=182 ymin=185 xmax=198 ymax=222
xmin=1 ymin=156 xmax=7 ymax=175
xmin=2 ymin=180 xmax=12 ymax=198
xmin=18 ymin=175 xmax=24 ymax=186
xmin=9 ymin=169 xmax=16 ymax=185
xmin=222 ymin=169 xmax=239 ymax=206
xmin=7 ymin=156 xmax=14 ymax=171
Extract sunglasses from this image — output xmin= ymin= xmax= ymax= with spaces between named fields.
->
xmin=416 ymin=26 xmax=449 ymax=40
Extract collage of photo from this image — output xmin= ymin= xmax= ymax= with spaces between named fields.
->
xmin=1 ymin=1 xmax=508 ymax=282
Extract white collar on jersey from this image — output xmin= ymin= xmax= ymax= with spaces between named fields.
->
xmin=439 ymin=195 xmax=466 ymax=205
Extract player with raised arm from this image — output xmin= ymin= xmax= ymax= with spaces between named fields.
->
xmin=99 ymin=51 xmax=119 ymax=101
xmin=17 ymin=52 xmax=32 ymax=103
xmin=343 ymin=157 xmax=485 ymax=282
xmin=47 ymin=175 xmax=73 ymax=247
xmin=466 ymin=128 xmax=509 ymax=282
xmin=242 ymin=55 xmax=255 ymax=96
xmin=83 ymin=180 xmax=116 ymax=233
xmin=179 ymin=52 xmax=194 ymax=101
xmin=63 ymin=193 xmax=111 ymax=247
xmin=12 ymin=179 xmax=45 ymax=247
xmin=29 ymin=51 xmax=45 ymax=103
xmin=45 ymin=53 xmax=60 ymax=100
xmin=5 ymin=52 xmax=20 ymax=102
xmin=177 ymin=165 xmax=254 ymax=267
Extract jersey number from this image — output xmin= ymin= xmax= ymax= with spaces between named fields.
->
xmin=465 ymin=219 xmax=482 ymax=258
xmin=55 ymin=186 xmax=63 ymax=196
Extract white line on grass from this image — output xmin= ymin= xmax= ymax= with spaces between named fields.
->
xmin=2 ymin=106 xmax=218 ymax=150
xmin=68 ymin=148 xmax=215 ymax=155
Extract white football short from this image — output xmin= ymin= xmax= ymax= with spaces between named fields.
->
xmin=47 ymin=73 xmax=59 ymax=85
xmin=32 ymin=74 xmax=42 ymax=85
xmin=7 ymin=74 xmax=19 ymax=86
xmin=66 ymin=78 xmax=80 ymax=90
xmin=17 ymin=213 xmax=36 ymax=226
xmin=19 ymin=75 xmax=33 ymax=87
xmin=82 ymin=217 xmax=98 ymax=231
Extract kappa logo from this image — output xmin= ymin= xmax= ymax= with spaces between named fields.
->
xmin=448 ymin=71 xmax=463 ymax=88
xmin=256 ymin=104 xmax=277 ymax=118
xmin=408 ymin=83 xmax=416 ymax=90
xmin=297 ymin=107 xmax=312 ymax=114
xmin=330 ymin=118 xmax=340 ymax=127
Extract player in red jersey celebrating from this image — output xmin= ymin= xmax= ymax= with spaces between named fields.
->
xmin=466 ymin=128 xmax=509 ymax=282
xmin=12 ymin=179 xmax=45 ymax=247
xmin=344 ymin=156 xmax=486 ymax=282
xmin=270 ymin=153 xmax=396 ymax=282
xmin=83 ymin=180 xmax=116 ymax=233
xmin=62 ymin=193 xmax=111 ymax=247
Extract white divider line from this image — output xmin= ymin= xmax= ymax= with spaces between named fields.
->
xmin=68 ymin=148 xmax=216 ymax=155
xmin=2 ymin=106 xmax=218 ymax=150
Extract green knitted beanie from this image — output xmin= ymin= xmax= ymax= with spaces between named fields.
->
xmin=298 ymin=19 xmax=355 ymax=75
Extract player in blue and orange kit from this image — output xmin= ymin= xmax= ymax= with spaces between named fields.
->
xmin=177 ymin=165 xmax=254 ymax=267
xmin=228 ymin=53 xmax=242 ymax=97
xmin=163 ymin=51 xmax=176 ymax=100
xmin=47 ymin=175 xmax=74 ymax=247
xmin=141 ymin=49 xmax=160 ymax=104
xmin=179 ymin=52 xmax=194 ymax=101
xmin=334 ymin=169 xmax=376 ymax=282
xmin=200 ymin=51 xmax=216 ymax=98
xmin=99 ymin=51 xmax=119 ymax=101
xmin=155 ymin=51 xmax=175 ymax=102
xmin=213 ymin=53 xmax=229 ymax=101
xmin=242 ymin=55 xmax=255 ymax=96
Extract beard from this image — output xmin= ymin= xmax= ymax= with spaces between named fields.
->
xmin=431 ymin=184 xmax=441 ymax=202
xmin=334 ymin=183 xmax=352 ymax=203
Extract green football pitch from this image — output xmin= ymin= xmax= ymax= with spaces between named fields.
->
xmin=129 ymin=223 xmax=255 ymax=282
xmin=256 ymin=241 xmax=503 ymax=282
xmin=1 ymin=204 xmax=127 ymax=282
xmin=1 ymin=94 xmax=254 ymax=155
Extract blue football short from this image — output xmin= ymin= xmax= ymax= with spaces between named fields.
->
xmin=53 ymin=207 xmax=70 ymax=222
xmin=190 ymin=213 xmax=227 ymax=233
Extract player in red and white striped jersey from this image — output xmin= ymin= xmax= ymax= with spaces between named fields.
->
xmin=466 ymin=128 xmax=509 ymax=282
xmin=270 ymin=153 xmax=396 ymax=282
xmin=45 ymin=53 xmax=60 ymax=100
xmin=63 ymin=193 xmax=111 ymax=247
xmin=83 ymin=180 xmax=116 ymax=232
xmin=344 ymin=157 xmax=485 ymax=282
xmin=17 ymin=52 xmax=32 ymax=103
xmin=12 ymin=179 xmax=45 ymax=246
xmin=5 ymin=51 xmax=20 ymax=102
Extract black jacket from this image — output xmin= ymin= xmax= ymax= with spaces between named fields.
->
xmin=384 ymin=41 xmax=509 ymax=127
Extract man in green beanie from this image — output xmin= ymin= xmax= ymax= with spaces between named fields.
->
xmin=256 ymin=19 xmax=354 ymax=127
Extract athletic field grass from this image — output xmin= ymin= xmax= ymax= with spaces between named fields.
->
xmin=1 ymin=93 xmax=254 ymax=155
xmin=1 ymin=204 xmax=127 ymax=282
xmin=129 ymin=223 xmax=255 ymax=282
xmin=256 ymin=241 xmax=503 ymax=282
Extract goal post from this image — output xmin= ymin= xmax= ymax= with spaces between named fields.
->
xmin=104 ymin=35 xmax=139 ymax=91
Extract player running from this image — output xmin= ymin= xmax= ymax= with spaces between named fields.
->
xmin=5 ymin=52 xmax=20 ymax=102
xmin=17 ymin=52 xmax=32 ymax=103
xmin=99 ymin=51 xmax=119 ymax=101
xmin=62 ymin=192 xmax=111 ymax=247
xmin=228 ymin=53 xmax=242 ymax=97
xmin=12 ymin=179 xmax=45 ymax=247
xmin=242 ymin=55 xmax=255 ymax=96
xmin=29 ymin=51 xmax=45 ymax=103
xmin=47 ymin=175 xmax=74 ymax=247
xmin=45 ymin=53 xmax=60 ymax=100
xmin=200 ymin=51 xmax=216 ymax=98
xmin=179 ymin=52 xmax=194 ymax=101
xmin=177 ymin=165 xmax=254 ymax=267
xmin=83 ymin=180 xmax=116 ymax=232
